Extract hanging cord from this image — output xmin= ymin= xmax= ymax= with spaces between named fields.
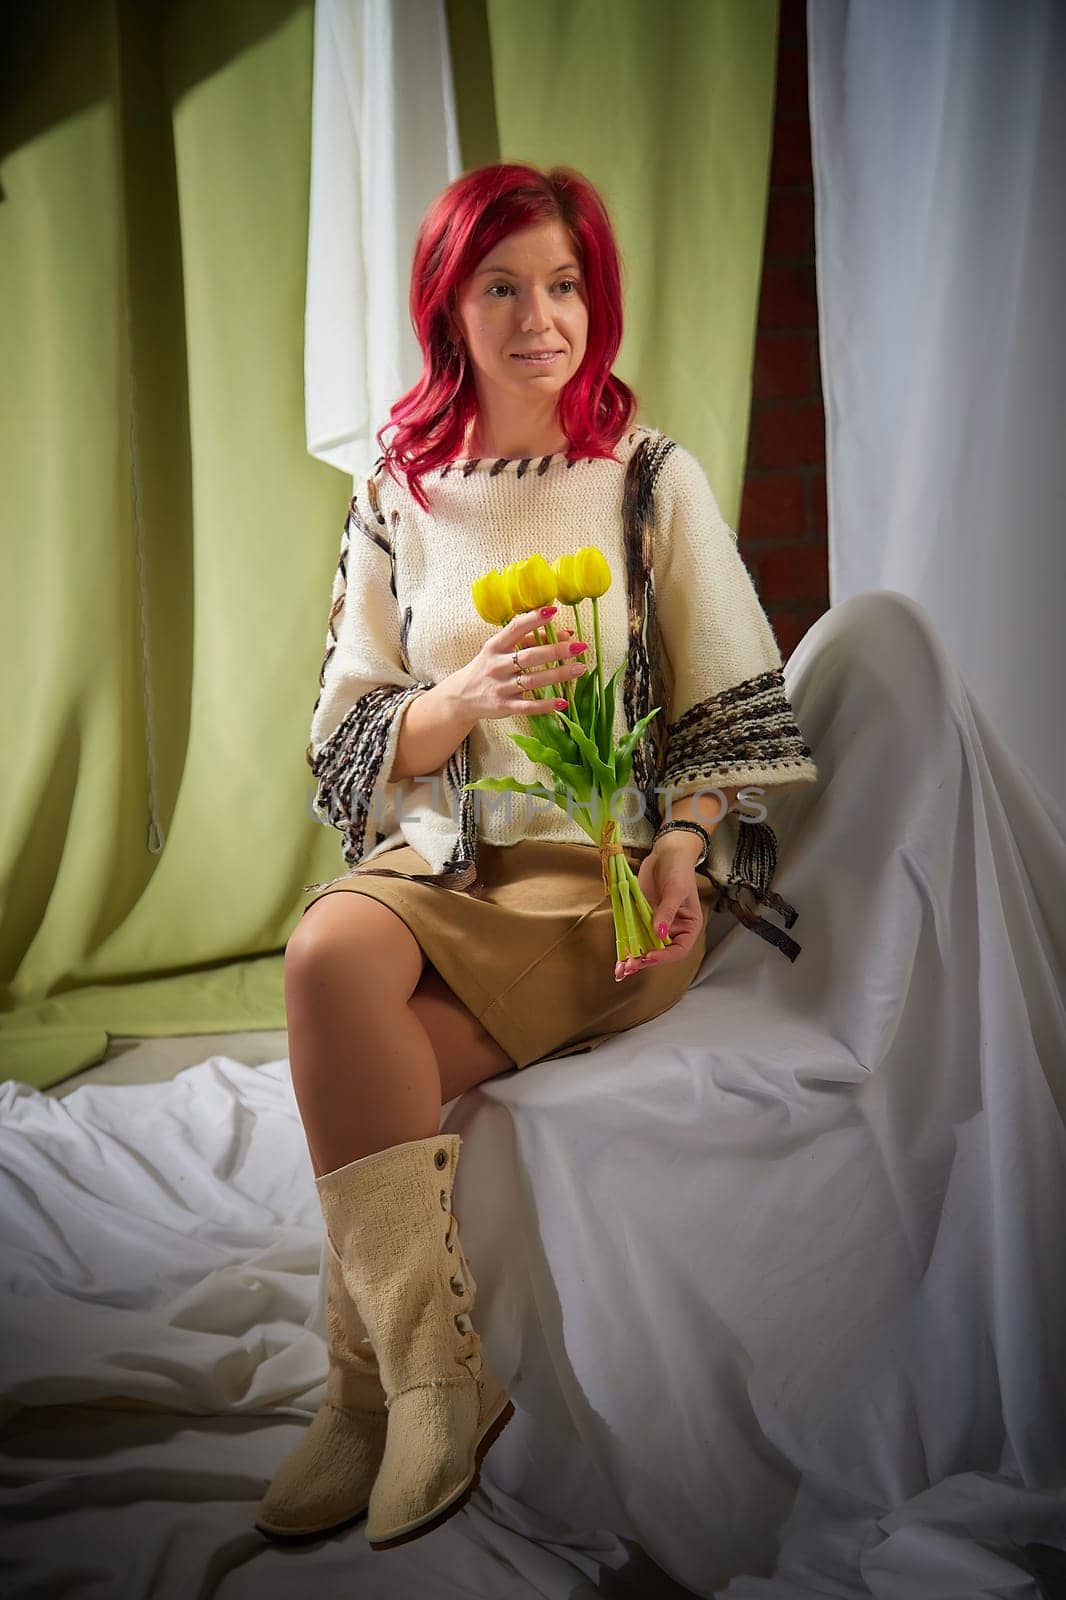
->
xmin=126 ymin=291 xmax=165 ymax=855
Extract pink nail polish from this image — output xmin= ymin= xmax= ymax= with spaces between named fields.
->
xmin=541 ymin=606 xmax=557 ymax=617
xmin=657 ymin=923 xmax=668 ymax=938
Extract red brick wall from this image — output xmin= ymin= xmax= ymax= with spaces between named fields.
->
xmin=740 ymin=0 xmax=829 ymax=660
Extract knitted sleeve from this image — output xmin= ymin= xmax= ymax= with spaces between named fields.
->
xmin=652 ymin=443 xmax=819 ymax=801
xmin=305 ymin=467 xmax=433 ymax=870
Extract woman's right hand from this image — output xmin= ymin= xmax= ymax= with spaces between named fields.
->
xmin=458 ymin=607 xmax=589 ymax=722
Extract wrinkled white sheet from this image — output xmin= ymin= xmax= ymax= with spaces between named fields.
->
xmin=2 ymin=592 xmax=1064 ymax=1599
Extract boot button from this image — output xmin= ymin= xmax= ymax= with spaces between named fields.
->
xmin=434 ymin=1149 xmax=448 ymax=1169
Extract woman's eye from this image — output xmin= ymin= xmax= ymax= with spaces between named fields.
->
xmin=487 ymin=280 xmax=580 ymax=298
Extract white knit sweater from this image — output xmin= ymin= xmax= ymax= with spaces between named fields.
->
xmin=306 ymin=424 xmax=819 ymax=958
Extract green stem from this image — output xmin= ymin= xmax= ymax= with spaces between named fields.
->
xmin=604 ymin=852 xmax=672 ymax=958
xmin=609 ymin=852 xmax=625 ymax=961
xmin=538 ymin=618 xmax=577 ymax=717
xmin=627 ymin=867 xmax=669 ymax=950
xmin=517 ymin=622 xmax=549 ymax=699
xmin=591 ymin=597 xmax=606 ymax=747
xmin=619 ymin=864 xmax=641 ymax=958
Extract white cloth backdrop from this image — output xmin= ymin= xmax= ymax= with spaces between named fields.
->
xmin=808 ymin=0 xmax=1066 ymax=810
xmin=304 ymin=0 xmax=462 ymax=482
xmin=3 ymin=593 xmax=1065 ymax=1598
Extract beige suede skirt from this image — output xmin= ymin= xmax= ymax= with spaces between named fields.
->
xmin=299 ymin=838 xmax=720 ymax=1071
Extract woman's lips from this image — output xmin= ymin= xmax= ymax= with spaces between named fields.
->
xmin=510 ymin=351 xmax=563 ymax=364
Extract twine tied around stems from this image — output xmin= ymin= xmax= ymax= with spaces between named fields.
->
xmin=599 ymin=817 xmax=625 ymax=896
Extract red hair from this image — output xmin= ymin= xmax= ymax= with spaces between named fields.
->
xmin=375 ymin=162 xmax=639 ymax=511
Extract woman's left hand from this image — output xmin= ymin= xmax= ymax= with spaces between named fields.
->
xmin=614 ymin=841 xmax=704 ymax=981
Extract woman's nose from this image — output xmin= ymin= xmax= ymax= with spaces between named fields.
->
xmin=519 ymin=289 xmax=553 ymax=329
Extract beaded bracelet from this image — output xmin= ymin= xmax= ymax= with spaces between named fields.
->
xmin=653 ymin=818 xmax=712 ymax=869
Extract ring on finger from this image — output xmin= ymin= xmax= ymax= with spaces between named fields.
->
xmin=512 ymin=643 xmax=531 ymax=697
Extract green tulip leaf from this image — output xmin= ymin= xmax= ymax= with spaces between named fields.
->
xmin=553 ymin=710 xmax=617 ymax=792
xmin=507 ymin=733 xmax=591 ymax=799
xmin=508 ymin=731 xmax=565 ymax=768
xmin=463 ymin=777 xmax=553 ymax=798
xmin=573 ymin=665 xmax=599 ymax=727
xmin=526 ymin=710 xmax=582 ymax=765
xmin=613 ymin=705 xmax=662 ymax=767
xmin=598 ymin=661 xmax=627 ymax=761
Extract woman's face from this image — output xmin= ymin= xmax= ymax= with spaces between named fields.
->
xmin=453 ymin=218 xmax=589 ymax=408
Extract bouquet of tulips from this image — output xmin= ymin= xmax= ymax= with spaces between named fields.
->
xmin=466 ymin=548 xmax=672 ymax=965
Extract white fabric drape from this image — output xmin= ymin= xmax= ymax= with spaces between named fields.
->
xmin=304 ymin=0 xmax=462 ymax=483
xmin=3 ymin=594 xmax=1064 ymax=1596
xmin=808 ymin=0 xmax=1066 ymax=809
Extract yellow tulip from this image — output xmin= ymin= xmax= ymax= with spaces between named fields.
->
xmin=573 ymin=546 xmax=611 ymax=599
xmin=501 ymin=564 xmax=524 ymax=618
xmin=510 ymin=554 xmax=557 ymax=611
xmin=551 ymin=554 xmax=584 ymax=605
xmin=471 ymin=570 xmax=513 ymax=626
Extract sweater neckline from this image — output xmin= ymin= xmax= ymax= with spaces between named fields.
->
xmin=440 ymin=450 xmax=572 ymax=479
xmin=438 ymin=427 xmax=651 ymax=479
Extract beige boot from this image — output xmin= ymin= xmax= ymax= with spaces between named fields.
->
xmin=316 ymin=1132 xmax=514 ymax=1551
xmin=254 ymin=1231 xmax=388 ymax=1538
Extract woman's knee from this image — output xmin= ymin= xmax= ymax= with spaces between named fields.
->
xmin=285 ymin=892 xmax=426 ymax=1004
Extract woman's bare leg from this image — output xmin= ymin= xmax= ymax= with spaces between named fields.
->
xmin=285 ymin=893 xmax=438 ymax=1176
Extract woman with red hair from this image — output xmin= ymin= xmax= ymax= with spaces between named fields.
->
xmin=256 ymin=162 xmax=817 ymax=1551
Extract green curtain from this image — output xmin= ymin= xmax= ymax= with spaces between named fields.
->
xmin=451 ymin=0 xmax=781 ymax=519
xmin=0 ymin=0 xmax=779 ymax=1090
